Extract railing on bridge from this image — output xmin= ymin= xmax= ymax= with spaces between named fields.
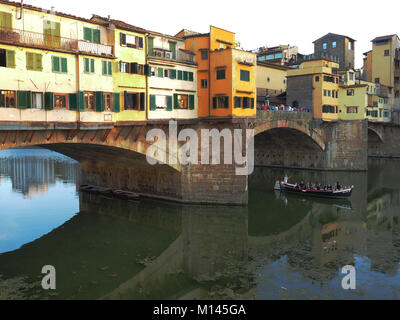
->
xmin=257 ymin=110 xmax=313 ymax=121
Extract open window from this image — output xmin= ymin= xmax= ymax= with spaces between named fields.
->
xmin=0 ymin=90 xmax=16 ymax=108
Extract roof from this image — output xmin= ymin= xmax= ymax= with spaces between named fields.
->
xmin=91 ymin=15 xmax=147 ymax=34
xmin=371 ymin=34 xmax=399 ymax=43
xmin=313 ymin=33 xmax=356 ymax=43
xmin=0 ymin=0 xmax=105 ymax=26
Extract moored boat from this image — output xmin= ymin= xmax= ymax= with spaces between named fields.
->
xmin=276 ymin=180 xmax=354 ymax=199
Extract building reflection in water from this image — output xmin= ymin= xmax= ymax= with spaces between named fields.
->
xmin=0 ymin=148 xmax=78 ymax=198
xmin=0 ymin=149 xmax=400 ymax=300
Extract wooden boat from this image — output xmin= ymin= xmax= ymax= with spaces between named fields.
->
xmin=79 ymin=185 xmax=121 ymax=197
xmin=111 ymin=190 xmax=140 ymax=201
xmin=276 ymin=180 xmax=354 ymax=199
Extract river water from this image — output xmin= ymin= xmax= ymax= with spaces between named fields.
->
xmin=0 ymin=148 xmax=399 ymax=300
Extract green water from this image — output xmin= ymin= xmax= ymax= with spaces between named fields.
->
xmin=0 ymin=148 xmax=400 ymax=300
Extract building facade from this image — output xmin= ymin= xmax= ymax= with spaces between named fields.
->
xmin=256 ymin=45 xmax=298 ymax=66
xmin=256 ymin=61 xmax=288 ymax=107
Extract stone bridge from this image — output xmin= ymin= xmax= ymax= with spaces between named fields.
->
xmin=1 ymin=111 xmax=397 ymax=205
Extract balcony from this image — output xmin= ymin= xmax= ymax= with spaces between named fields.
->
xmin=0 ymin=27 xmax=114 ymax=57
xmin=148 ymin=47 xmax=196 ymax=65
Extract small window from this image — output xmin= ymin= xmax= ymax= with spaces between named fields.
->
xmin=267 ymin=77 xmax=270 ymax=83
xmin=104 ymin=92 xmax=113 ymax=111
xmin=0 ymin=49 xmax=15 ymax=68
xmin=52 ymin=56 xmax=68 ymax=73
xmin=201 ymin=79 xmax=208 ymax=89
xmin=26 ymin=52 xmax=43 ymax=71
xmin=54 ymin=93 xmax=68 ymax=109
xmin=84 ymin=92 xmax=95 ymax=110
xmin=177 ymin=94 xmax=189 ymax=109
xmin=315 ymin=76 xmax=320 ymax=82
xmin=347 ymin=89 xmax=354 ymax=96
xmin=323 ymin=43 xmax=327 ymax=51
xmin=164 ymin=69 xmax=169 ymax=78
xmin=384 ymin=50 xmax=390 ymax=56
xmin=240 ymin=70 xmax=250 ymax=82
xmin=217 ymin=69 xmax=226 ymax=80
xmin=201 ymin=51 xmax=208 ymax=60
xmin=102 ymin=61 xmax=112 ymax=76
xmin=332 ymin=41 xmax=337 ymax=48
xmin=349 ymin=72 xmax=354 ymax=81
xmin=31 ymin=92 xmax=44 ymax=109
xmin=84 ymin=27 xmax=100 ymax=44
xmin=84 ymin=58 xmax=95 ymax=73
xmin=0 ymin=90 xmax=16 ymax=108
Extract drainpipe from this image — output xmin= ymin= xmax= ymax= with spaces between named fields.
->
xmin=17 ymin=0 xmax=23 ymax=20
xmin=208 ymin=34 xmax=211 ymax=117
xmin=145 ymin=33 xmax=149 ymax=121
xmin=76 ymin=53 xmax=80 ymax=125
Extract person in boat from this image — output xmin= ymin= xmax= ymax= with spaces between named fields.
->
xmin=327 ymin=184 xmax=333 ymax=191
xmin=284 ymin=175 xmax=290 ymax=184
xmin=299 ymin=181 xmax=306 ymax=189
xmin=317 ymin=184 xmax=322 ymax=191
xmin=336 ymin=182 xmax=341 ymax=190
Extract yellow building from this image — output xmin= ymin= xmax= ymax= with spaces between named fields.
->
xmin=256 ymin=61 xmax=288 ymax=107
xmin=287 ymin=59 xmax=340 ymax=121
xmin=338 ymin=84 xmax=368 ymax=120
xmin=0 ymin=0 xmax=118 ymax=125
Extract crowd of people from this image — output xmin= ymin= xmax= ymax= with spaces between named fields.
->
xmin=258 ymin=104 xmax=312 ymax=112
xmin=284 ymin=176 xmax=346 ymax=191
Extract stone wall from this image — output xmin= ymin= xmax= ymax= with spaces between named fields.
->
xmin=368 ymin=124 xmax=400 ymax=158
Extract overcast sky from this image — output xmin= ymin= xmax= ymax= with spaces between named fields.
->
xmin=26 ymin=0 xmax=399 ymax=68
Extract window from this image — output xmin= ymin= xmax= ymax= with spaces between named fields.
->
xmin=84 ymin=92 xmax=95 ymax=110
xmin=346 ymin=106 xmax=358 ymax=114
xmin=0 ymin=49 xmax=15 ymax=68
xmin=52 ymin=56 xmax=68 ymax=73
xmin=384 ymin=50 xmax=390 ymax=56
xmin=54 ymin=94 xmax=68 ymax=109
xmin=212 ymin=96 xmax=229 ymax=109
xmin=31 ymin=92 xmax=43 ymax=109
xmin=349 ymin=72 xmax=354 ymax=81
xmin=323 ymin=43 xmax=327 ymax=51
xmin=348 ymin=42 xmax=353 ymax=51
xmin=375 ymin=78 xmax=380 ymax=84
xmin=275 ymin=53 xmax=282 ymax=59
xmin=242 ymin=97 xmax=249 ymax=109
xmin=178 ymin=70 xmax=183 ymax=80
xmin=258 ymin=56 xmax=265 ymax=61
xmin=332 ymin=41 xmax=337 ymax=48
xmin=84 ymin=58 xmax=95 ymax=73
xmin=183 ymin=71 xmax=189 ymax=81
xmin=234 ymin=97 xmax=241 ymax=108
xmin=0 ymin=11 xmax=13 ymax=30
xmin=347 ymin=89 xmax=354 ymax=96
xmin=164 ymin=69 xmax=169 ymax=78
xmin=26 ymin=52 xmax=43 ymax=71
xmin=120 ymin=33 xmax=143 ymax=49
xmin=216 ymin=69 xmax=226 ymax=80
xmin=315 ymin=76 xmax=320 ymax=82
xmin=266 ymin=55 xmax=274 ymax=60
xmin=322 ymin=105 xmax=336 ymax=113
xmin=201 ymin=51 xmax=208 ymax=60
xmin=104 ymin=93 xmax=113 ymax=111
xmin=267 ymin=77 xmax=270 ymax=83
xmin=0 ymin=90 xmax=16 ymax=108
xmin=240 ymin=70 xmax=250 ymax=82
xmin=375 ymin=40 xmax=389 ymax=46
xmin=177 ymin=94 xmax=188 ymax=109
xmin=323 ymin=76 xmax=335 ymax=83
xmin=102 ymin=61 xmax=112 ymax=76
xmin=324 ymin=90 xmax=327 ymax=97
xmin=328 ymin=90 xmax=331 ymax=97
xmin=84 ymin=27 xmax=100 ymax=44
xmin=43 ymin=21 xmax=60 ymax=47
xmin=124 ymin=92 xmax=145 ymax=111
xmin=201 ymin=79 xmax=208 ymax=89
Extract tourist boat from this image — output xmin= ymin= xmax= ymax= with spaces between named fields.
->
xmin=275 ymin=180 xmax=354 ymax=199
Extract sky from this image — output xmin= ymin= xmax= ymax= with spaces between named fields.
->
xmin=24 ymin=0 xmax=400 ymax=68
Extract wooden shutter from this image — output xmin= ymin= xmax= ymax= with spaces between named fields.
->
xmin=189 ymin=72 xmax=194 ymax=82
xmin=84 ymin=27 xmax=92 ymax=42
xmin=78 ymin=91 xmax=85 ymax=111
xmin=44 ymin=92 xmax=54 ymax=110
xmin=61 ymin=58 xmax=67 ymax=73
xmin=183 ymin=71 xmax=188 ymax=81
xmin=0 ymin=12 xmax=12 ymax=30
xmin=147 ymin=37 xmax=153 ymax=55
xmin=102 ymin=61 xmax=107 ymax=75
xmin=95 ymin=92 xmax=105 ymax=112
xmin=26 ymin=52 xmax=34 ymax=70
xmin=138 ymin=37 xmax=143 ymax=49
xmin=251 ymin=98 xmax=255 ymax=109
xmin=150 ymin=95 xmax=156 ymax=111
xmin=52 ymin=56 xmax=60 ymax=72
xmin=34 ymin=54 xmax=42 ymax=71
xmin=93 ymin=30 xmax=100 ymax=44
xmin=108 ymin=62 xmax=112 ymax=75
xmin=173 ymin=94 xmax=179 ymax=109
xmin=169 ymin=42 xmax=176 ymax=59
xmin=224 ymin=96 xmax=229 ymax=109
xmin=17 ymin=91 xmax=30 ymax=109
xmin=84 ymin=58 xmax=89 ymax=73
xmin=113 ymin=93 xmax=120 ymax=112
xmin=120 ymin=33 xmax=126 ymax=46
xmin=140 ymin=92 xmax=145 ymax=111
xmin=90 ymin=59 xmax=95 ymax=73
xmin=234 ymin=97 xmax=241 ymax=108
xmin=212 ymin=97 xmax=217 ymax=109
xmin=6 ymin=50 xmax=15 ymax=68
xmin=69 ymin=93 xmax=78 ymax=110
xmin=124 ymin=91 xmax=128 ymax=109
xmin=158 ymin=68 xmax=163 ymax=78
xmin=167 ymin=96 xmax=173 ymax=111
xmin=189 ymin=95 xmax=195 ymax=110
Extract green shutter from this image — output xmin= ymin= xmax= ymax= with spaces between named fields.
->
xmin=189 ymin=95 xmax=195 ymax=110
xmin=44 ymin=92 xmax=53 ymax=110
xmin=158 ymin=67 xmax=163 ymax=78
xmin=173 ymin=94 xmax=179 ymax=109
xmin=169 ymin=69 xmax=177 ymax=79
xmin=84 ymin=27 xmax=92 ymax=42
xmin=93 ymin=30 xmax=100 ymax=44
xmin=102 ymin=61 xmax=107 ymax=75
xmin=84 ymin=58 xmax=89 ymax=73
xmin=26 ymin=52 xmax=34 ymax=70
xmin=140 ymin=93 xmax=145 ymax=111
xmin=169 ymin=42 xmax=176 ymax=59
xmin=224 ymin=96 xmax=229 ymax=109
xmin=213 ymin=97 xmax=217 ymax=109
xmin=90 ymin=59 xmax=95 ymax=73
xmin=108 ymin=61 xmax=112 ymax=75
xmin=17 ymin=91 xmax=31 ymax=109
xmin=150 ymin=95 xmax=156 ymax=111
xmin=52 ymin=56 xmax=60 ymax=72
xmin=95 ymin=92 xmax=105 ymax=112
xmin=61 ymin=58 xmax=67 ymax=73
xmin=34 ymin=54 xmax=42 ymax=71
xmin=113 ymin=93 xmax=120 ymax=113
xmin=251 ymin=98 xmax=255 ymax=109
xmin=178 ymin=70 xmax=183 ymax=80
xmin=6 ymin=50 xmax=15 ymax=68
xmin=147 ymin=37 xmax=154 ymax=55
xmin=78 ymin=91 xmax=85 ymax=111
xmin=167 ymin=96 xmax=173 ymax=111
xmin=0 ymin=12 xmax=13 ymax=30
xmin=189 ymin=72 xmax=194 ymax=82
xmin=147 ymin=65 xmax=152 ymax=77
xmin=69 ymin=93 xmax=78 ymax=110
xmin=183 ymin=71 xmax=188 ymax=81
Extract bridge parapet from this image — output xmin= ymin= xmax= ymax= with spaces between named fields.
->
xmin=257 ymin=110 xmax=313 ymax=122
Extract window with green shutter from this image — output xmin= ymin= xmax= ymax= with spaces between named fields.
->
xmin=91 ymin=59 xmax=95 ymax=73
xmin=52 ymin=56 xmax=60 ymax=72
xmin=147 ymin=37 xmax=154 ymax=55
xmin=240 ymin=70 xmax=250 ymax=82
xmin=167 ymin=96 xmax=173 ymax=111
xmin=84 ymin=27 xmax=100 ymax=44
xmin=61 ymin=58 xmax=67 ymax=73
xmin=169 ymin=42 xmax=176 ymax=60
xmin=158 ymin=68 xmax=164 ymax=78
xmin=44 ymin=92 xmax=54 ymax=110
xmin=213 ymin=97 xmax=217 ymax=109
xmin=189 ymin=95 xmax=195 ymax=110
xmin=0 ymin=12 xmax=13 ymax=30
xmin=78 ymin=91 xmax=85 ymax=111
xmin=102 ymin=61 xmax=107 ymax=75
xmin=150 ymin=95 xmax=156 ymax=111
xmin=17 ymin=91 xmax=31 ymax=109
xmin=251 ymin=98 xmax=255 ymax=109
xmin=84 ymin=58 xmax=95 ymax=73
xmin=95 ymin=92 xmax=105 ymax=112
xmin=5 ymin=50 xmax=15 ymax=68
xmin=108 ymin=61 xmax=112 ymax=75
xmin=169 ymin=69 xmax=177 ymax=80
xmin=26 ymin=53 xmax=42 ymax=71
xmin=113 ymin=93 xmax=120 ymax=112
xmin=189 ymin=72 xmax=194 ymax=82
xmin=69 ymin=93 xmax=78 ymax=110
xmin=234 ymin=97 xmax=241 ymax=109
xmin=43 ymin=21 xmax=61 ymax=48
xmin=173 ymin=94 xmax=179 ymax=109
xmin=183 ymin=71 xmax=188 ymax=81
xmin=178 ymin=70 xmax=183 ymax=80
xmin=26 ymin=52 xmax=34 ymax=70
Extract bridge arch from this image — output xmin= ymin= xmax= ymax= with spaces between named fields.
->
xmin=368 ymin=127 xmax=384 ymax=144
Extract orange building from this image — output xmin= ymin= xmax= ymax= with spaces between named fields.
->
xmin=176 ymin=26 xmax=257 ymax=119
